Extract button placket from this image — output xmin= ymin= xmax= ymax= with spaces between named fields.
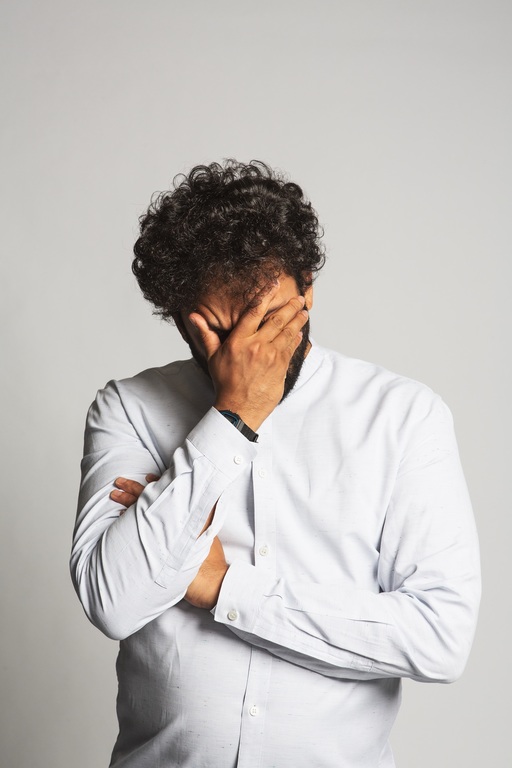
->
xmin=236 ymin=422 xmax=274 ymax=768
xmin=252 ymin=432 xmax=275 ymax=576
xmin=236 ymin=648 xmax=272 ymax=768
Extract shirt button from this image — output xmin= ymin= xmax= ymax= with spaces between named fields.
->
xmin=258 ymin=468 xmax=266 ymax=478
xmin=233 ymin=455 xmax=243 ymax=465
xmin=259 ymin=545 xmax=269 ymax=557
xmin=249 ymin=705 xmax=258 ymax=717
xmin=227 ymin=609 xmax=238 ymax=621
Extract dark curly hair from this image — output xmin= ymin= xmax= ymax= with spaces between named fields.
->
xmin=132 ymin=159 xmax=326 ymax=319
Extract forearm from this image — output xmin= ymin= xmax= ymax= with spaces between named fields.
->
xmin=72 ymin=457 xmax=225 ymax=639
xmin=215 ymin=398 xmax=481 ymax=682
xmin=214 ymin=556 xmax=480 ymax=682
xmin=71 ymin=396 xmax=257 ymax=640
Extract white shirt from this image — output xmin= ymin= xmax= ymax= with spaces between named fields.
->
xmin=71 ymin=342 xmax=480 ymax=768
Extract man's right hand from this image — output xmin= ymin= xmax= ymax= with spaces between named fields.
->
xmin=189 ymin=282 xmax=309 ymax=431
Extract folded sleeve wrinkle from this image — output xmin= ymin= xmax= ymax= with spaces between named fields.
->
xmin=71 ymin=381 xmax=257 ymax=641
xmin=215 ymin=396 xmax=481 ymax=683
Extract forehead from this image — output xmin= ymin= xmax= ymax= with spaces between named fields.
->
xmin=195 ymin=273 xmax=299 ymax=331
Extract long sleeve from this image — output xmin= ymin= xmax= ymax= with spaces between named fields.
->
xmin=214 ymin=396 xmax=481 ymax=682
xmin=71 ymin=379 xmax=257 ymax=640
xmin=72 ymin=347 xmax=481 ymax=768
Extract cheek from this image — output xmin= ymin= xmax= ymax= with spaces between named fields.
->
xmin=179 ymin=317 xmax=207 ymax=358
xmin=189 ymin=330 xmax=207 ymax=358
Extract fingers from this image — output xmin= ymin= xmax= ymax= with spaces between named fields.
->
xmin=258 ymin=296 xmax=309 ymax=348
xmin=110 ymin=489 xmax=137 ymax=508
xmin=188 ymin=312 xmax=222 ymax=360
xmin=233 ymin=280 xmax=281 ymax=337
xmin=235 ymin=282 xmax=307 ymax=346
xmin=110 ymin=474 xmax=160 ymax=510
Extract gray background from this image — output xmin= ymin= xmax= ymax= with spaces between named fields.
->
xmin=1 ymin=1 xmax=509 ymax=766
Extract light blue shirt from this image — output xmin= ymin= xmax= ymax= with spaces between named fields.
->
xmin=71 ymin=342 xmax=480 ymax=767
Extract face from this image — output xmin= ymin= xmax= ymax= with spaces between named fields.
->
xmin=176 ymin=273 xmax=313 ymax=402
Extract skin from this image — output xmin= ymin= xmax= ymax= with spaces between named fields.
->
xmin=110 ymin=273 xmax=313 ymax=609
xmin=179 ymin=274 xmax=313 ymax=430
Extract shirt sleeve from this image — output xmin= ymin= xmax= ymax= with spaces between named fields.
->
xmin=71 ymin=380 xmax=257 ymax=641
xmin=214 ymin=396 xmax=481 ymax=683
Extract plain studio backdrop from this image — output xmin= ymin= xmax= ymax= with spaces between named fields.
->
xmin=1 ymin=2 xmax=509 ymax=766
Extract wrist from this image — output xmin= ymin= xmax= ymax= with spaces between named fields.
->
xmin=217 ymin=408 xmax=259 ymax=442
xmin=214 ymin=399 xmax=267 ymax=430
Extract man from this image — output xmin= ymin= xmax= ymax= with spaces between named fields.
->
xmin=71 ymin=160 xmax=480 ymax=767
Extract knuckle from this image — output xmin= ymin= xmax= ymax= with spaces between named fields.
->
xmin=230 ymin=337 xmax=242 ymax=353
xmin=269 ymin=313 xmax=284 ymax=329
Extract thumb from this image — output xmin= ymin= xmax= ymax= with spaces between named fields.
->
xmin=188 ymin=313 xmax=221 ymax=360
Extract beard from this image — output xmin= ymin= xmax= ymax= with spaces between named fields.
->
xmin=280 ymin=318 xmax=311 ymax=400
xmin=182 ymin=319 xmax=311 ymax=404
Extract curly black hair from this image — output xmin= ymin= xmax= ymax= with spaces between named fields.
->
xmin=132 ymin=159 xmax=326 ymax=319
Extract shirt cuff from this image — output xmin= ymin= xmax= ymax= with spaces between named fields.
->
xmin=213 ymin=560 xmax=274 ymax=632
xmin=187 ymin=407 xmax=258 ymax=481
